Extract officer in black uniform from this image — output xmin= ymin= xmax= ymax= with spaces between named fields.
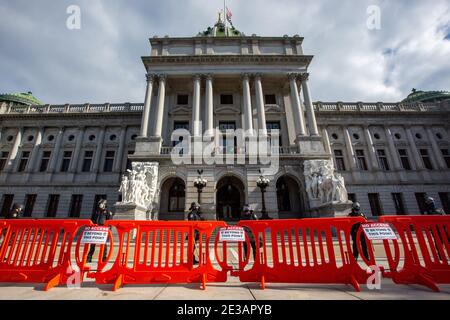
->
xmin=86 ymin=199 xmax=114 ymax=263
xmin=241 ymin=204 xmax=259 ymax=260
xmin=6 ymin=203 xmax=23 ymax=219
xmin=187 ymin=202 xmax=203 ymax=264
xmin=348 ymin=202 xmax=369 ymax=261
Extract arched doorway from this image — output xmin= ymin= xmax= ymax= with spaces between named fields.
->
xmin=216 ymin=176 xmax=245 ymax=221
xmin=276 ymin=175 xmax=305 ymax=218
xmin=159 ymin=177 xmax=186 ymax=220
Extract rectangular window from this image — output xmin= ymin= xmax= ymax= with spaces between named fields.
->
xmin=266 ymin=121 xmax=282 ymax=147
xmin=82 ymin=151 xmax=93 ymax=172
xmin=219 ymin=122 xmax=237 ymax=154
xmin=355 ymin=149 xmax=368 ymax=171
xmin=39 ymin=151 xmax=51 ymax=172
xmin=333 ymin=149 xmax=346 ymax=171
xmin=376 ymin=149 xmax=390 ymax=171
xmin=264 ymin=94 xmax=277 ymax=104
xmin=441 ymin=149 xmax=450 ymax=169
xmin=17 ymin=151 xmax=30 ymax=172
xmin=348 ymin=193 xmax=357 ymax=203
xmin=220 ymin=94 xmax=233 ymax=105
xmin=60 ymin=151 xmax=72 ymax=172
xmin=398 ymin=149 xmax=412 ymax=170
xmin=23 ymin=194 xmax=37 ymax=217
xmin=420 ymin=149 xmax=433 ymax=170
xmin=46 ymin=194 xmax=60 ymax=218
xmin=103 ymin=151 xmax=115 ymax=172
xmin=176 ymin=94 xmax=189 ymax=105
xmin=126 ymin=150 xmax=133 ymax=171
xmin=92 ymin=195 xmax=107 ymax=215
xmin=368 ymin=193 xmax=383 ymax=216
xmin=68 ymin=194 xmax=83 ymax=218
xmin=415 ymin=193 xmax=427 ymax=214
xmin=438 ymin=192 xmax=450 ymax=214
xmin=0 ymin=151 xmax=9 ymax=171
xmin=392 ymin=193 xmax=406 ymax=215
xmin=0 ymin=194 xmax=14 ymax=217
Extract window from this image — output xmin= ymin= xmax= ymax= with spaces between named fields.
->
xmin=376 ymin=149 xmax=390 ymax=171
xmin=415 ymin=193 xmax=427 ymax=214
xmin=46 ymin=194 xmax=60 ymax=218
xmin=439 ymin=192 xmax=450 ymax=214
xmin=39 ymin=151 xmax=51 ymax=172
xmin=355 ymin=149 xmax=368 ymax=170
xmin=420 ymin=149 xmax=433 ymax=170
xmin=368 ymin=193 xmax=383 ymax=216
xmin=17 ymin=151 xmax=30 ymax=172
xmin=60 ymin=151 xmax=72 ymax=172
xmin=219 ymin=122 xmax=237 ymax=154
xmin=168 ymin=180 xmax=185 ymax=212
xmin=103 ymin=151 xmax=115 ymax=172
xmin=0 ymin=194 xmax=14 ymax=217
xmin=68 ymin=195 xmax=83 ymax=218
xmin=177 ymin=94 xmax=189 ymax=105
xmin=219 ymin=122 xmax=236 ymax=131
xmin=82 ymin=151 xmax=93 ymax=172
xmin=264 ymin=94 xmax=277 ymax=104
xmin=126 ymin=150 xmax=133 ymax=171
xmin=220 ymin=94 xmax=233 ymax=105
xmin=276 ymin=178 xmax=291 ymax=211
xmin=23 ymin=194 xmax=37 ymax=217
xmin=0 ymin=151 xmax=9 ymax=171
xmin=92 ymin=195 xmax=107 ymax=215
xmin=441 ymin=149 xmax=450 ymax=169
xmin=398 ymin=149 xmax=411 ymax=170
xmin=266 ymin=121 xmax=282 ymax=147
xmin=392 ymin=193 xmax=406 ymax=215
xmin=348 ymin=193 xmax=357 ymax=203
xmin=333 ymin=149 xmax=346 ymax=171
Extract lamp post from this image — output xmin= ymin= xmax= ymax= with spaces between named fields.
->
xmin=194 ymin=169 xmax=207 ymax=204
xmin=256 ymin=175 xmax=271 ymax=219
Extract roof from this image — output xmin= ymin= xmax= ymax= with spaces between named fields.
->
xmin=402 ymin=89 xmax=450 ymax=103
xmin=197 ymin=12 xmax=244 ymax=37
xmin=0 ymin=91 xmax=42 ymax=106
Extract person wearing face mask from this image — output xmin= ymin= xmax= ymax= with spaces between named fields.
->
xmin=86 ymin=199 xmax=114 ymax=263
xmin=348 ymin=202 xmax=369 ymax=261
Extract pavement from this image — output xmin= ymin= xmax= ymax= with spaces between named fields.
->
xmin=0 ymin=277 xmax=449 ymax=300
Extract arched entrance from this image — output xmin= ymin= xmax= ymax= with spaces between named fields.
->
xmin=276 ymin=175 xmax=305 ymax=218
xmin=159 ymin=177 xmax=186 ymax=220
xmin=216 ymin=176 xmax=245 ymax=221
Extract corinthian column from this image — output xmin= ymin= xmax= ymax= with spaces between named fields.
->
xmin=205 ymin=74 xmax=214 ymax=136
xmin=140 ymin=74 xmax=154 ymax=137
xmin=192 ymin=74 xmax=201 ymax=137
xmin=288 ymin=73 xmax=306 ymax=137
xmin=242 ymin=73 xmax=254 ymax=133
xmin=151 ymin=74 xmax=166 ymax=138
xmin=300 ymin=75 xmax=319 ymax=136
xmin=254 ymin=74 xmax=267 ymax=135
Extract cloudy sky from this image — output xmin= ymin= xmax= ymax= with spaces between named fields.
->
xmin=0 ymin=0 xmax=449 ymax=104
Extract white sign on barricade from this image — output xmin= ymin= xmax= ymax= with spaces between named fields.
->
xmin=80 ymin=226 xmax=109 ymax=244
xmin=219 ymin=226 xmax=245 ymax=242
xmin=362 ymin=223 xmax=397 ymax=240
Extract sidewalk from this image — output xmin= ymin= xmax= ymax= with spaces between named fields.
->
xmin=0 ymin=277 xmax=449 ymax=300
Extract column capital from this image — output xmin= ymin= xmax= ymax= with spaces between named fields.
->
xmin=299 ymin=73 xmax=310 ymax=82
xmin=288 ymin=72 xmax=300 ymax=81
xmin=192 ymin=74 xmax=202 ymax=81
xmin=254 ymin=73 xmax=262 ymax=80
xmin=146 ymin=73 xmax=156 ymax=82
xmin=241 ymin=73 xmax=251 ymax=81
xmin=157 ymin=74 xmax=167 ymax=81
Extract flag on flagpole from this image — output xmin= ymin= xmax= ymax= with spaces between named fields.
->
xmin=226 ymin=7 xmax=232 ymax=21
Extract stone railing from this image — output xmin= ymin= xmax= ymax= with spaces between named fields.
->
xmin=160 ymin=145 xmax=300 ymax=156
xmin=313 ymin=102 xmax=445 ymax=112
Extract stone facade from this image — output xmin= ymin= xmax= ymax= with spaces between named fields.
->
xmin=1 ymin=25 xmax=449 ymax=220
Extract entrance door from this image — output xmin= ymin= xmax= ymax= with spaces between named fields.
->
xmin=216 ymin=176 xmax=245 ymax=221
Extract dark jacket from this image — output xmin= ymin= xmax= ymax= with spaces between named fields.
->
xmin=5 ymin=209 xmax=21 ymax=219
xmin=187 ymin=208 xmax=202 ymax=221
xmin=242 ymin=210 xmax=258 ymax=221
xmin=90 ymin=209 xmax=114 ymax=226
xmin=348 ymin=210 xmax=367 ymax=235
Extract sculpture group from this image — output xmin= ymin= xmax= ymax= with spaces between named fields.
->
xmin=304 ymin=160 xmax=348 ymax=204
xmin=119 ymin=162 xmax=159 ymax=212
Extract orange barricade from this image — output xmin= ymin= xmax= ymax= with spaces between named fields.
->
xmin=0 ymin=219 xmax=94 ymax=290
xmin=229 ymin=218 xmax=376 ymax=291
xmin=378 ymin=215 xmax=450 ymax=292
xmin=93 ymin=220 xmax=228 ymax=291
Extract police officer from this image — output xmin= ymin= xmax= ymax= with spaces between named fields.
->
xmin=424 ymin=196 xmax=445 ymax=215
xmin=86 ymin=199 xmax=114 ymax=263
xmin=6 ymin=203 xmax=23 ymax=219
xmin=187 ymin=202 xmax=203 ymax=264
xmin=241 ymin=204 xmax=259 ymax=260
xmin=348 ymin=202 xmax=369 ymax=261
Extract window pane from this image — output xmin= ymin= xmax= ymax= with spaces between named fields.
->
xmin=264 ymin=94 xmax=276 ymax=104
xmin=177 ymin=94 xmax=188 ymax=105
xmin=220 ymin=94 xmax=233 ymax=105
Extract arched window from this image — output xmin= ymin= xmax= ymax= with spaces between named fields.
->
xmin=276 ymin=177 xmax=291 ymax=211
xmin=168 ymin=179 xmax=185 ymax=212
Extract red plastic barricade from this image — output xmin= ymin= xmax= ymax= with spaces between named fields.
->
xmin=226 ymin=218 xmax=376 ymax=291
xmin=378 ymin=215 xmax=450 ymax=292
xmin=0 ymin=219 xmax=94 ymax=290
xmin=93 ymin=220 xmax=228 ymax=291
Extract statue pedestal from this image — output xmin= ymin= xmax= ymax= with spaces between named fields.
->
xmin=114 ymin=202 xmax=148 ymax=220
xmin=310 ymin=201 xmax=353 ymax=218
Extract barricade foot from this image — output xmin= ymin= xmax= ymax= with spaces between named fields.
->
xmin=260 ymin=275 xmax=265 ymax=290
xmin=113 ymin=274 xmax=123 ymax=291
xmin=201 ymin=273 xmax=206 ymax=290
xmin=44 ymin=274 xmax=61 ymax=291
xmin=416 ymin=274 xmax=440 ymax=292
xmin=349 ymin=275 xmax=361 ymax=292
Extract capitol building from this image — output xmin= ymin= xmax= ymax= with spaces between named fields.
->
xmin=0 ymin=15 xmax=449 ymax=221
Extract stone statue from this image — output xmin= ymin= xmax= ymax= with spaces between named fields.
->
xmin=304 ymin=159 xmax=349 ymax=204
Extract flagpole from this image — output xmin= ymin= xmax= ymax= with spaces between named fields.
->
xmin=224 ymin=0 xmax=226 ymax=29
